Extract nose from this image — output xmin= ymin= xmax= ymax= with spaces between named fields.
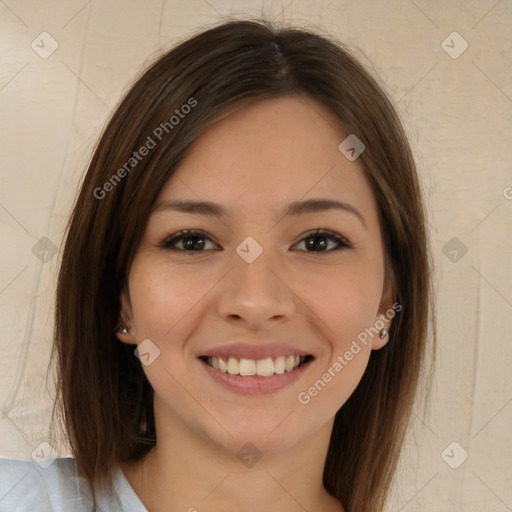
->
xmin=216 ymin=244 xmax=297 ymax=330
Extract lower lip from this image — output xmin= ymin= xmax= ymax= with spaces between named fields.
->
xmin=198 ymin=358 xmax=313 ymax=395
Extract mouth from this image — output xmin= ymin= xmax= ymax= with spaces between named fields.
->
xmin=198 ymin=354 xmax=315 ymax=377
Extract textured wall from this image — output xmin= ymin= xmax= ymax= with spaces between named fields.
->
xmin=1 ymin=1 xmax=511 ymax=510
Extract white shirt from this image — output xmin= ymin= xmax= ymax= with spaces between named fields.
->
xmin=0 ymin=457 xmax=148 ymax=511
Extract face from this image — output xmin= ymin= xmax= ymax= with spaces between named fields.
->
xmin=117 ymin=95 xmax=394 ymax=456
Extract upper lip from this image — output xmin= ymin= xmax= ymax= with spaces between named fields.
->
xmin=198 ymin=342 xmax=314 ymax=360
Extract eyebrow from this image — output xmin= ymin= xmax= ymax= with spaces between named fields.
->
xmin=152 ymin=198 xmax=366 ymax=228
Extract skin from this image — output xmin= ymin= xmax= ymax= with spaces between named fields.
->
xmin=117 ymin=95 xmax=394 ymax=512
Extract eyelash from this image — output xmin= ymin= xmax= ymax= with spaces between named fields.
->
xmin=160 ymin=228 xmax=352 ymax=254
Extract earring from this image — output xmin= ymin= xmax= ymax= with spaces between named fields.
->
xmin=118 ymin=326 xmax=129 ymax=335
xmin=379 ymin=328 xmax=388 ymax=339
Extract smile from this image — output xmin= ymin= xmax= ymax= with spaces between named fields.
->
xmin=202 ymin=355 xmax=313 ymax=377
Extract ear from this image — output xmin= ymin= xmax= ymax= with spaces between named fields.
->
xmin=115 ymin=286 xmax=137 ymax=345
xmin=372 ymin=269 xmax=397 ymax=351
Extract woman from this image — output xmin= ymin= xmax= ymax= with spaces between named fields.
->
xmin=0 ymin=18 xmax=434 ymax=512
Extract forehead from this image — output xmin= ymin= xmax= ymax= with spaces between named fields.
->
xmin=155 ymin=95 xmax=378 ymax=223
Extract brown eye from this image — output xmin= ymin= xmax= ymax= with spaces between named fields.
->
xmin=161 ymin=230 xmax=220 ymax=252
xmin=293 ymin=229 xmax=351 ymax=253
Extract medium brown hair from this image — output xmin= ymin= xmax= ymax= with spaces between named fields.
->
xmin=51 ymin=18 xmax=435 ymax=512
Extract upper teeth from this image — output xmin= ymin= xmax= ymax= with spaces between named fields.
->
xmin=207 ymin=355 xmax=303 ymax=377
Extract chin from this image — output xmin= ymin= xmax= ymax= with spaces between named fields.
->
xmin=204 ymin=412 xmax=316 ymax=457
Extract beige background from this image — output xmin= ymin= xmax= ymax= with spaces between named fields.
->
xmin=1 ymin=0 xmax=511 ymax=510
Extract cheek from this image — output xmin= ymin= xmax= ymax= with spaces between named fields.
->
xmin=330 ymin=279 xmax=383 ymax=347
xmin=126 ymin=261 xmax=208 ymax=412
xmin=126 ymin=259 xmax=219 ymax=390
xmin=128 ymin=258 xmax=212 ymax=340
xmin=299 ymin=257 xmax=384 ymax=344
xmin=294 ymin=258 xmax=384 ymax=411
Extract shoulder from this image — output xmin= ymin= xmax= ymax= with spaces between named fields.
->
xmin=0 ymin=457 xmax=94 ymax=512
